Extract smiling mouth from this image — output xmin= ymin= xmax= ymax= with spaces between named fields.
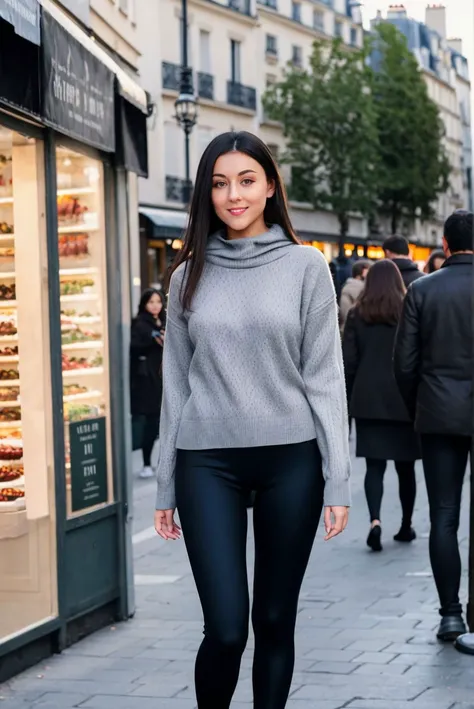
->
xmin=228 ymin=208 xmax=248 ymax=216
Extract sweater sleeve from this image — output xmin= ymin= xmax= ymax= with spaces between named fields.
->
xmin=155 ymin=271 xmax=193 ymax=510
xmin=301 ymin=260 xmax=351 ymax=507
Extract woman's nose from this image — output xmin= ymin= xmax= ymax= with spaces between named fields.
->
xmin=228 ymin=182 xmax=241 ymax=202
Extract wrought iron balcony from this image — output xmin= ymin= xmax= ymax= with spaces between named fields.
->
xmin=162 ymin=62 xmax=181 ymax=92
xmin=228 ymin=0 xmax=251 ymax=14
xmin=197 ymin=72 xmax=214 ymax=101
xmin=166 ymin=176 xmax=187 ymax=203
xmin=227 ymin=81 xmax=257 ymax=111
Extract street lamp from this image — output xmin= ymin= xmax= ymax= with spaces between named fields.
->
xmin=174 ymin=0 xmax=198 ymax=207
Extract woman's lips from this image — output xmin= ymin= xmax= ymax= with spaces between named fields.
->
xmin=228 ymin=207 xmax=248 ymax=216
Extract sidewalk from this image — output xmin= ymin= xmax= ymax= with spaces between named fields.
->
xmin=1 ymin=446 xmax=473 ymax=709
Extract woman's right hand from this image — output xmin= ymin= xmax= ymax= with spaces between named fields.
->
xmin=154 ymin=509 xmax=181 ymax=541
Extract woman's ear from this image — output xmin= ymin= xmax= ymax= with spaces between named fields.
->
xmin=267 ymin=179 xmax=276 ymax=199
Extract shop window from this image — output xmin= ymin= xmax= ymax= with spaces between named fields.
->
xmin=56 ymin=147 xmax=114 ymax=518
xmin=0 ymin=127 xmax=57 ymax=640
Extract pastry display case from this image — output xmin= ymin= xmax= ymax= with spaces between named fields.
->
xmin=56 ymin=147 xmax=113 ymax=518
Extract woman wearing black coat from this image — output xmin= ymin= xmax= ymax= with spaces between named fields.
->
xmin=130 ymin=289 xmax=166 ymax=478
xmin=342 ymin=259 xmax=420 ymax=551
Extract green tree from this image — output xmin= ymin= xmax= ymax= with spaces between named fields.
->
xmin=372 ymin=22 xmax=450 ymax=234
xmin=263 ymin=38 xmax=379 ymax=254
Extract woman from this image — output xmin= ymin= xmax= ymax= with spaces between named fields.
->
xmin=130 ymin=288 xmax=165 ymax=478
xmin=154 ymin=131 xmax=350 ymax=708
xmin=343 ymin=259 xmax=420 ymax=552
xmin=424 ymin=249 xmax=445 ymax=274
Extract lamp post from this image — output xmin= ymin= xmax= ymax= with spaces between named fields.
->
xmin=174 ymin=0 xmax=198 ymax=207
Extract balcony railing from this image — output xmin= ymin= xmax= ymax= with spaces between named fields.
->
xmin=166 ymin=176 xmax=187 ymax=203
xmin=198 ymin=72 xmax=214 ymax=101
xmin=227 ymin=81 xmax=257 ymax=111
xmin=162 ymin=62 xmax=181 ymax=92
xmin=260 ymin=0 xmax=277 ymax=8
xmin=228 ymin=0 xmax=251 ymax=14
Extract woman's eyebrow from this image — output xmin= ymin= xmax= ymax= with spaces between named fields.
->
xmin=212 ymin=170 xmax=257 ymax=178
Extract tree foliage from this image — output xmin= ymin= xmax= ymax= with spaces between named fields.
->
xmin=263 ymin=39 xmax=379 ymax=246
xmin=371 ymin=22 xmax=450 ymax=234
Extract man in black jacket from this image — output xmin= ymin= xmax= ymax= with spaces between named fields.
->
xmin=383 ymin=234 xmax=424 ymax=288
xmin=394 ymin=211 xmax=473 ymax=642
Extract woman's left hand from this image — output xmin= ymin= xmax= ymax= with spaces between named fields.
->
xmin=324 ymin=506 xmax=349 ymax=541
xmin=155 ymin=330 xmax=165 ymax=347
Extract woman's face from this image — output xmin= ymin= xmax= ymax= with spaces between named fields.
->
xmin=211 ymin=151 xmax=275 ymax=239
xmin=145 ymin=293 xmax=163 ymax=317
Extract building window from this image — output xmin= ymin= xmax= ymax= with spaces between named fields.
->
xmin=350 ymin=27 xmax=358 ymax=46
xmin=292 ymin=1 xmax=301 ymax=22
xmin=335 ymin=21 xmax=343 ymax=38
xmin=266 ymin=34 xmax=278 ymax=56
xmin=292 ymin=45 xmax=303 ymax=67
xmin=230 ymin=39 xmax=242 ymax=83
xmin=199 ymin=30 xmax=211 ymax=73
xmin=313 ymin=10 xmax=324 ymax=31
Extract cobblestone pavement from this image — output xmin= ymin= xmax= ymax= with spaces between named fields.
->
xmin=1 ymin=444 xmax=473 ymax=709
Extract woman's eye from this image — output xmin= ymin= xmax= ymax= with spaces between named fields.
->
xmin=213 ymin=181 xmax=226 ymax=189
xmin=242 ymin=179 xmax=254 ymax=186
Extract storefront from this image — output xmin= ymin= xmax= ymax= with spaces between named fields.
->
xmin=138 ymin=207 xmax=187 ymax=290
xmin=0 ymin=0 xmax=148 ymax=680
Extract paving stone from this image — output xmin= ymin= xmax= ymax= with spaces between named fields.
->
xmin=303 ymin=648 xmax=361 ymax=662
xmin=345 ymin=639 xmax=393 ymax=653
xmin=349 ymin=652 xmax=398 ymax=665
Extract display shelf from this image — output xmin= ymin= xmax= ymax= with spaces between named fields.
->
xmin=60 ymin=293 xmax=99 ymax=303
xmin=58 ymin=223 xmax=99 ymax=234
xmin=0 ymin=235 xmax=14 ymax=243
xmin=0 ymin=475 xmax=25 ymax=490
xmin=57 ymin=187 xmax=96 ymax=197
xmin=62 ymin=341 xmax=103 ymax=351
xmin=0 ymin=379 xmax=20 ymax=386
xmin=0 ymin=420 xmax=22 ymax=428
xmin=0 ymin=301 xmax=17 ymax=308
xmin=0 ymin=356 xmax=19 ymax=363
xmin=62 ymin=367 xmax=104 ymax=378
xmin=0 ymin=197 xmax=13 ymax=205
xmin=0 ymin=400 xmax=21 ymax=407
xmin=0 ymin=336 xmax=18 ymax=343
xmin=0 ymin=272 xmax=16 ymax=280
xmin=0 ymin=438 xmax=23 ymax=446
xmin=63 ymin=390 xmax=102 ymax=403
xmin=59 ymin=267 xmax=98 ymax=277
xmin=61 ymin=316 xmax=101 ymax=325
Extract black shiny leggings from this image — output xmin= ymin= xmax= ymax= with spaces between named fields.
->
xmin=176 ymin=440 xmax=324 ymax=709
xmin=421 ymin=434 xmax=470 ymax=617
xmin=364 ymin=458 xmax=416 ymax=524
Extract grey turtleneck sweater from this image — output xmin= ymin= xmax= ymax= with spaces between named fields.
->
xmin=155 ymin=224 xmax=351 ymax=510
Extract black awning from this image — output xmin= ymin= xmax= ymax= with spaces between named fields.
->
xmin=0 ymin=17 xmax=41 ymax=116
xmin=0 ymin=0 xmax=40 ymax=45
xmin=139 ymin=207 xmax=188 ymax=239
xmin=115 ymin=94 xmax=149 ymax=178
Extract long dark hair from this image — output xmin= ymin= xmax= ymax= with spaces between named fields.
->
xmin=170 ymin=131 xmax=299 ymax=311
xmin=137 ymin=288 xmax=166 ymax=326
xmin=356 ymin=259 xmax=405 ymax=325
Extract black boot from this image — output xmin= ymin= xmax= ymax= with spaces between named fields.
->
xmin=393 ymin=525 xmax=416 ymax=542
xmin=437 ymin=616 xmax=467 ymax=642
xmin=367 ymin=524 xmax=382 ymax=552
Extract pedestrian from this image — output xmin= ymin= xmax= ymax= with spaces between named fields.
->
xmin=154 ymin=131 xmax=350 ymax=708
xmin=339 ymin=258 xmax=371 ymax=331
xmin=394 ymin=210 xmax=473 ymax=642
xmin=343 ymin=259 xmax=420 ymax=552
xmin=383 ymin=234 xmax=424 ymax=287
xmin=130 ymin=288 xmax=165 ymax=479
xmin=423 ymin=249 xmax=446 ymax=274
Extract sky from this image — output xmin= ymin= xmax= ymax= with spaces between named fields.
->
xmin=360 ymin=0 xmax=474 ymax=66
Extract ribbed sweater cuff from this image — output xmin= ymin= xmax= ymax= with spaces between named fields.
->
xmin=324 ymin=478 xmax=351 ymax=507
xmin=155 ymin=482 xmax=176 ymax=511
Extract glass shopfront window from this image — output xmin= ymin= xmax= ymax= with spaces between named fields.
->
xmin=56 ymin=146 xmax=114 ymax=518
xmin=0 ymin=126 xmax=57 ymax=640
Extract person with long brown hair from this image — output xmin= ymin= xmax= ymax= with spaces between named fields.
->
xmin=343 ymin=259 xmax=420 ymax=552
xmin=153 ymin=131 xmax=350 ymax=708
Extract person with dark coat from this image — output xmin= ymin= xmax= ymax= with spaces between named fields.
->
xmin=383 ymin=234 xmax=424 ymax=288
xmin=130 ymin=288 xmax=166 ymax=478
xmin=394 ymin=210 xmax=473 ymax=642
xmin=343 ymin=259 xmax=420 ymax=552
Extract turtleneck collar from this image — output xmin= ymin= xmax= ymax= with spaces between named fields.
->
xmin=205 ymin=224 xmax=296 ymax=269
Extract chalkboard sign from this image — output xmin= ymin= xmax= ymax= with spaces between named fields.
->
xmin=70 ymin=416 xmax=108 ymax=513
